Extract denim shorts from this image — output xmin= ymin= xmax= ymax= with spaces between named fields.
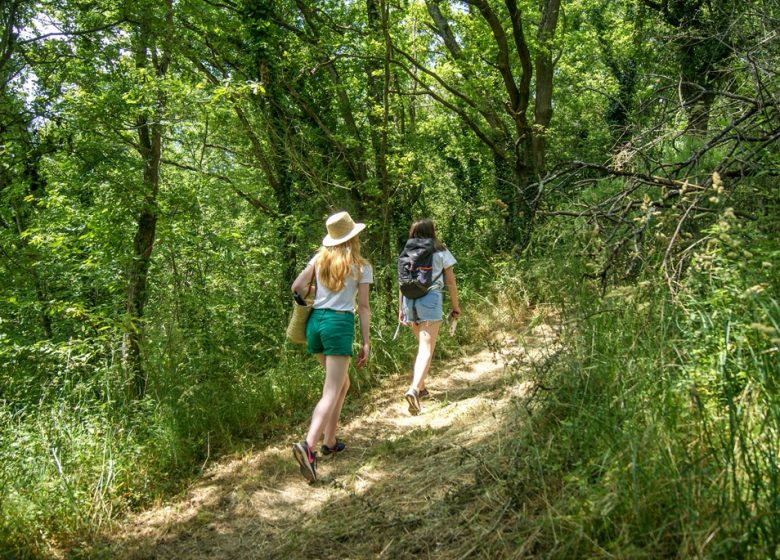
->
xmin=402 ymin=289 xmax=443 ymax=323
xmin=306 ymin=308 xmax=355 ymax=356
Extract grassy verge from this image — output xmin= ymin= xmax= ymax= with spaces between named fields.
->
xmin=0 ymin=297 xmax=409 ymax=558
xmin=463 ymin=229 xmax=780 ymax=558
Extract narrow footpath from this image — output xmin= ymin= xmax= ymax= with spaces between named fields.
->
xmin=97 ymin=323 xmax=558 ymax=559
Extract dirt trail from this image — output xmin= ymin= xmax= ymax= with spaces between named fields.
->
xmin=99 ymin=325 xmax=557 ymax=559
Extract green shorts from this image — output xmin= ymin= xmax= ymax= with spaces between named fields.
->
xmin=306 ymin=308 xmax=355 ymax=356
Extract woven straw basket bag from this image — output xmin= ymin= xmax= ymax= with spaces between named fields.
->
xmin=286 ymin=300 xmax=312 ymax=344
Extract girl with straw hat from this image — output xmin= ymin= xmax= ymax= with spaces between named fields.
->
xmin=290 ymin=211 xmax=372 ymax=483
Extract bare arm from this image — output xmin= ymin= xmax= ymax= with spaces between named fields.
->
xmin=443 ymin=267 xmax=461 ymax=318
xmin=356 ymin=282 xmax=371 ymax=367
xmin=291 ymin=264 xmax=315 ymax=297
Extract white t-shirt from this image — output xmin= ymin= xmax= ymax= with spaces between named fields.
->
xmin=308 ymin=255 xmax=373 ymax=312
xmin=430 ymin=249 xmax=457 ymax=292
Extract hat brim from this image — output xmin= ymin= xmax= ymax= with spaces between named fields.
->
xmin=322 ymin=223 xmax=366 ymax=247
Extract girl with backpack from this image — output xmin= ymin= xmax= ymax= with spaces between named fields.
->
xmin=398 ymin=218 xmax=461 ymax=414
xmin=290 ymin=211 xmax=372 ymax=482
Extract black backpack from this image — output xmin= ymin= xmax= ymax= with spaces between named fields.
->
xmin=397 ymin=238 xmax=442 ymax=299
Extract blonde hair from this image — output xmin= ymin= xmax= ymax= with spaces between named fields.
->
xmin=315 ymin=236 xmax=368 ymax=292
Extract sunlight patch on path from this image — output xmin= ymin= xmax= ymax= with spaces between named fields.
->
xmin=102 ymin=327 xmax=558 ymax=559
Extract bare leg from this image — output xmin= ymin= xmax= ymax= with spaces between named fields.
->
xmin=306 ymin=355 xmax=351 ymax=449
xmin=314 ymin=353 xmax=326 ymax=443
xmin=409 ymin=320 xmax=441 ymax=393
xmin=313 ymin=353 xmax=349 ymax=446
xmin=322 ymin=372 xmax=350 ymax=447
xmin=410 ymin=324 xmax=420 ymax=389
xmin=312 ymin=353 xmax=349 ymax=446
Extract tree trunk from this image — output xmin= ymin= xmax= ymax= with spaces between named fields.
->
xmin=123 ymin=2 xmax=172 ymax=398
xmin=12 ymin=201 xmax=53 ymax=339
xmin=265 ymin=96 xmax=299 ymax=285
xmin=124 ymin=197 xmax=158 ymax=398
xmin=425 ymin=0 xmax=462 ymax=59
xmin=642 ymin=0 xmax=734 ymax=135
xmin=366 ymin=0 xmax=395 ymax=313
xmin=532 ymin=0 xmax=561 ymax=175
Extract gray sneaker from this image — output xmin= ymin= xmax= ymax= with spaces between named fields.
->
xmin=405 ymin=388 xmax=421 ymax=415
xmin=292 ymin=441 xmax=317 ymax=482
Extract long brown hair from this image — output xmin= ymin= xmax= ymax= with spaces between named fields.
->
xmin=409 ymin=219 xmax=445 ymax=251
xmin=315 ymin=236 xmax=368 ymax=292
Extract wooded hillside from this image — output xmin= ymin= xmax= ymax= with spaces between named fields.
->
xmin=1 ymin=1 xmax=778 ymax=557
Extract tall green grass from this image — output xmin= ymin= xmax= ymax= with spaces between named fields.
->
xmin=0 ymin=347 xmax=360 ymax=558
xmin=491 ymin=216 xmax=779 ymax=558
xmin=0 ymin=276 xmax=423 ymax=558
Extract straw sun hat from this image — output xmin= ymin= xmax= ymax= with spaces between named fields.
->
xmin=322 ymin=211 xmax=366 ymax=247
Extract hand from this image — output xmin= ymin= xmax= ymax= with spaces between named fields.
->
xmin=398 ymin=309 xmax=406 ymax=325
xmin=356 ymin=343 xmax=370 ymax=368
xmin=450 ymin=307 xmax=461 ymax=319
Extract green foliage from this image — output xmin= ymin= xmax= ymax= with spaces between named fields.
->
xmin=1 ymin=0 xmax=778 ymax=556
xmin=487 ymin=171 xmax=779 ymax=557
xmin=675 ymin=216 xmax=780 ymax=554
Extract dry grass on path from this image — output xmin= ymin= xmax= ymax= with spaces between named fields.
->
xmin=95 ymin=322 xmax=559 ymax=560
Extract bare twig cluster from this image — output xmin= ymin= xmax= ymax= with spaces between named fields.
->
xmin=539 ymin=47 xmax=778 ymax=294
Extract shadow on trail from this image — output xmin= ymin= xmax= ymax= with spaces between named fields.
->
xmin=97 ymin=339 xmax=541 ymax=560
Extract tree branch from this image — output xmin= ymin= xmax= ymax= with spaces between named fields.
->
xmin=161 ymin=158 xmax=280 ymax=217
xmin=391 ymin=54 xmax=511 ymax=162
xmin=425 ymin=0 xmax=462 ymax=59
xmin=466 ymin=0 xmax=522 ymax=115
xmin=393 ymin=45 xmax=508 ymax=140
xmin=17 ymin=19 xmax=127 ymax=45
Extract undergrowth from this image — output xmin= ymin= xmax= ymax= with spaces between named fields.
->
xmin=469 ymin=206 xmax=780 ymax=558
xmin=0 ymin=287 xmax=414 ymax=559
xmin=2 ymin=185 xmax=777 ymax=559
